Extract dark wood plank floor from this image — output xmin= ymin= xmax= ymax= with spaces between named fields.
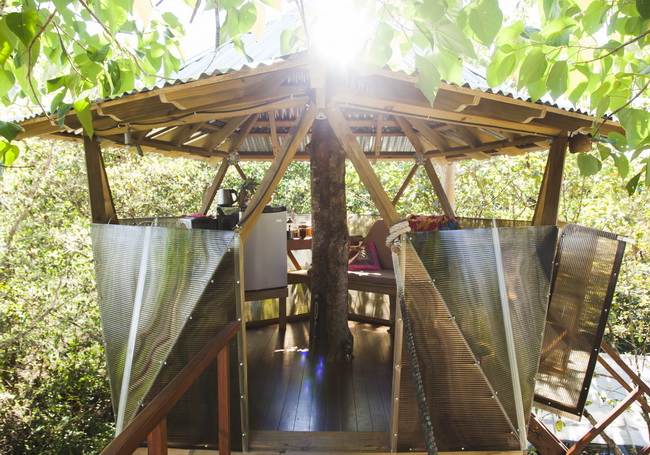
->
xmin=246 ymin=320 xmax=393 ymax=432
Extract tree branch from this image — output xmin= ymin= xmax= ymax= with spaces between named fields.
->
xmin=574 ymin=29 xmax=650 ymax=64
xmin=27 ymin=11 xmax=57 ymax=119
xmin=594 ymin=77 xmax=650 ymax=136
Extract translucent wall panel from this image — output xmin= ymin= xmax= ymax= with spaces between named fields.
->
xmin=396 ymin=226 xmax=557 ymax=451
xmin=91 ymin=225 xmax=241 ymax=447
xmin=535 ymin=224 xmax=626 ymax=419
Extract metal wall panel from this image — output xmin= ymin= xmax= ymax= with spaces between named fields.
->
xmin=535 ymin=224 xmax=626 ymax=419
xmin=396 ymin=226 xmax=557 ymax=451
xmin=91 ymin=224 xmax=241 ymax=447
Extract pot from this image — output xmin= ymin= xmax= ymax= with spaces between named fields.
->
xmin=217 ymin=188 xmax=238 ymax=206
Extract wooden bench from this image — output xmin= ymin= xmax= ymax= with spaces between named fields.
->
xmin=287 ymin=220 xmax=396 ymax=325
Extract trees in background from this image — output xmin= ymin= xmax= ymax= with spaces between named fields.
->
xmin=1 ymin=139 xmax=648 ymax=451
xmin=1 ymin=0 xmax=649 ymax=186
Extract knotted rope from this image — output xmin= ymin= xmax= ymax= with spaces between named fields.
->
xmin=387 ymin=221 xmax=438 ymax=455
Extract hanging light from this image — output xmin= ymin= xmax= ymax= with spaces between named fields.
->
xmin=124 ymin=125 xmax=133 ymax=147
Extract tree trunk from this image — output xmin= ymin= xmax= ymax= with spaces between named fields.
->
xmin=308 ymin=118 xmax=353 ymax=363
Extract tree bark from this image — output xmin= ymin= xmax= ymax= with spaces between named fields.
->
xmin=308 ymin=118 xmax=353 ymax=363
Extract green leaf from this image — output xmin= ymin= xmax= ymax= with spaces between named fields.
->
xmin=432 ymin=49 xmax=462 ymax=84
xmin=496 ymin=21 xmax=524 ymax=46
xmin=487 ymin=50 xmax=517 ymax=87
xmin=87 ymin=44 xmax=110 ymax=63
xmin=468 ymin=0 xmax=503 ymax=46
xmin=74 ymin=98 xmax=94 ymax=138
xmin=237 ymin=2 xmax=258 ymax=35
xmin=0 ymin=140 xmax=19 ymax=166
xmin=50 ymin=89 xmax=67 ymax=114
xmin=415 ymin=54 xmax=441 ymax=106
xmin=518 ymin=48 xmax=547 ymax=87
xmin=5 ymin=11 xmax=39 ymax=48
xmin=577 ymin=153 xmax=602 ymax=176
xmin=280 ymin=29 xmax=296 ymax=55
xmin=46 ymin=76 xmax=67 ymax=93
xmin=0 ymin=27 xmax=13 ymax=65
xmin=417 ymin=0 xmax=447 ymax=24
xmin=636 ymin=0 xmax=650 ymax=20
xmin=232 ymin=36 xmax=254 ymax=63
xmin=626 ymin=172 xmax=642 ymax=195
xmin=582 ymin=1 xmax=610 ymax=35
xmin=612 ymin=152 xmax=630 ymax=179
xmin=618 ymin=108 xmax=650 ymax=148
xmin=645 ymin=158 xmax=650 ymax=187
xmin=0 ymin=68 xmax=15 ymax=97
xmin=546 ymin=61 xmax=568 ymax=100
xmin=435 ymin=22 xmax=476 ymax=58
xmin=57 ymin=102 xmax=73 ymax=128
xmin=0 ymin=121 xmax=24 ymax=141
xmin=597 ymin=143 xmax=611 ymax=161
xmin=161 ymin=12 xmax=182 ymax=29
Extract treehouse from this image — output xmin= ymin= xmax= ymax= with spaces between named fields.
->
xmin=14 ymin=17 xmax=650 ymax=455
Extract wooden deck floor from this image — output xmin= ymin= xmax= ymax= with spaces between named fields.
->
xmin=246 ymin=320 xmax=393 ymax=432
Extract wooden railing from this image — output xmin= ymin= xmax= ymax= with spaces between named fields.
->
xmin=101 ymin=320 xmax=241 ymax=455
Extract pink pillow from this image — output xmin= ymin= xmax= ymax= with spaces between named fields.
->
xmin=348 ymin=242 xmax=382 ymax=270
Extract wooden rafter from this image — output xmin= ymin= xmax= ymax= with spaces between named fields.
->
xmin=422 ymin=159 xmax=456 ymax=218
xmin=392 ymin=163 xmax=420 ymax=206
xmin=200 ymin=157 xmax=230 ymax=214
xmin=268 ymin=111 xmax=280 ymax=156
xmin=394 ymin=115 xmax=424 ymax=154
xmin=224 ymin=114 xmax=260 ymax=154
xmin=203 ymin=115 xmax=250 ymax=151
xmin=374 ymin=114 xmax=384 ymax=158
xmin=239 ymin=105 xmax=318 ymax=242
xmin=327 ymin=105 xmax=401 ymax=226
xmin=234 ymin=164 xmax=247 ymax=180
xmin=453 ymin=126 xmax=491 ymax=160
xmin=407 ymin=117 xmax=450 ymax=153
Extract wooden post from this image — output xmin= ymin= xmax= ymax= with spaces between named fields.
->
xmin=239 ymin=105 xmax=317 ymax=242
xmin=326 ymin=106 xmax=400 ymax=226
xmin=308 ymin=118 xmax=353 ymax=363
xmin=146 ymin=418 xmax=168 ymax=455
xmin=423 ymin=159 xmax=456 ymax=218
xmin=217 ymin=347 xmax=231 ymax=455
xmin=201 ymin=158 xmax=230 ymax=215
xmin=83 ymin=135 xmax=118 ymax=224
xmin=533 ymin=133 xmax=568 ymax=226
xmin=440 ymin=162 xmax=456 ymax=212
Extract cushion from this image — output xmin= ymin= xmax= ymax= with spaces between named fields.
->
xmin=362 ymin=220 xmax=393 ymax=269
xmin=404 ymin=214 xmax=458 ymax=231
xmin=348 ymin=242 xmax=382 ymax=271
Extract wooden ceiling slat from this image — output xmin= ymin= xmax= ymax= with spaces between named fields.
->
xmin=407 ymin=118 xmax=450 ymax=153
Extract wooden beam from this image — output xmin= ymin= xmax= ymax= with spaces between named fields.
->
xmin=394 ymin=115 xmax=424 ymax=154
xmin=226 ymin=114 xmax=260 ymax=155
xmin=428 ymin=135 xmax=550 ymax=158
xmin=203 ymin=115 xmax=250 ymax=151
xmin=407 ymin=117 xmax=450 ymax=153
xmin=392 ymin=163 xmax=419 ymax=206
xmin=423 ymin=159 xmax=456 ymax=218
xmin=234 ymin=164 xmax=247 ymax=180
xmin=326 ymin=105 xmax=401 ymax=226
xmin=527 ymin=413 xmax=568 ymax=455
xmin=171 ymin=123 xmax=203 ymax=147
xmin=440 ymin=162 xmax=456 ymax=211
xmin=533 ymin=133 xmax=568 ymax=226
xmin=83 ymin=135 xmax=118 ymax=224
xmin=331 ymin=85 xmax=562 ymax=136
xmin=201 ymin=158 xmax=230 ymax=214
xmin=268 ymin=111 xmax=280 ymax=156
xmin=452 ymin=126 xmax=491 ymax=160
xmin=374 ymin=114 xmax=384 ymax=159
xmin=238 ymin=105 xmax=318 ymax=242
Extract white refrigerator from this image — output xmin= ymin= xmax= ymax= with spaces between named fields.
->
xmin=243 ymin=207 xmax=288 ymax=291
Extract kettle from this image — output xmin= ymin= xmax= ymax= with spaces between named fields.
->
xmin=217 ymin=188 xmax=238 ymax=206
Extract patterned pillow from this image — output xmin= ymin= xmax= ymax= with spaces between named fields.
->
xmin=348 ymin=242 xmax=382 ymax=270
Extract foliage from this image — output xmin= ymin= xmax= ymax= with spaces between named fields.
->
xmin=2 ymin=139 xmax=650 ymax=451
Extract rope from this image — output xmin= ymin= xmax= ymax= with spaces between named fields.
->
xmin=388 ymin=222 xmax=438 ymax=455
